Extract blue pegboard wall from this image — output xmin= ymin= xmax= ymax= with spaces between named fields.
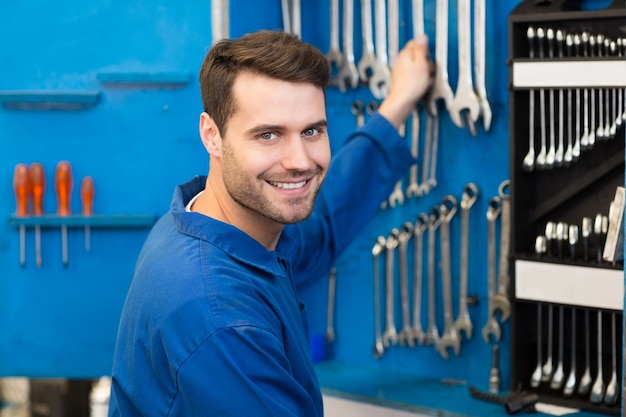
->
xmin=0 ymin=0 xmax=520 ymax=386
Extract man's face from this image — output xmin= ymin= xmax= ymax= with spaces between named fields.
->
xmin=220 ymin=72 xmax=330 ymax=225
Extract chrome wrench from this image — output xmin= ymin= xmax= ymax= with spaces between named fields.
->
xmin=449 ymin=0 xmax=480 ymax=133
xmin=426 ymin=0 xmax=454 ymax=115
xmin=535 ymin=28 xmax=547 ymax=169
xmin=397 ymin=222 xmax=415 ymax=347
xmin=368 ymin=0 xmax=391 ymax=99
xmin=382 ymin=229 xmax=399 ymax=348
xmin=545 ymin=29 xmax=556 ymax=167
xmin=411 ymin=213 xmax=430 ymax=345
xmin=424 ymin=207 xmax=442 ymax=346
xmin=211 ymin=0 xmax=228 ymax=45
xmin=326 ymin=0 xmax=344 ymax=86
xmin=336 ymin=0 xmax=360 ymax=91
xmin=388 ymin=123 xmax=406 ymax=207
xmin=473 ymin=0 xmax=491 ymax=131
xmin=372 ymin=236 xmax=386 ymax=358
xmin=455 ymin=183 xmax=479 ymax=339
xmin=405 ymin=110 xmax=421 ymax=199
xmin=357 ymin=0 xmax=377 ymax=84
xmin=436 ymin=195 xmax=460 ymax=359
xmin=482 ymin=196 xmax=502 ymax=343
xmin=491 ymin=180 xmax=511 ymax=322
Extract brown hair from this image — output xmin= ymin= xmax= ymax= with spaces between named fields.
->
xmin=199 ymin=30 xmax=330 ymax=136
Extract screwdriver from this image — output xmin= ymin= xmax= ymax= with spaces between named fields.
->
xmin=30 ymin=163 xmax=45 ymax=268
xmin=13 ymin=163 xmax=31 ymax=267
xmin=55 ymin=161 xmax=73 ymax=267
xmin=80 ymin=176 xmax=94 ymax=253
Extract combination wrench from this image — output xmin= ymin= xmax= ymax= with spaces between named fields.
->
xmin=436 ymin=195 xmax=460 ymax=359
xmin=326 ymin=0 xmax=344 ymax=87
xmin=482 ymin=196 xmax=502 ymax=343
xmin=382 ymin=229 xmax=399 ymax=348
xmin=368 ymin=0 xmax=391 ymax=99
xmin=372 ymin=236 xmax=386 ymax=358
xmin=357 ymin=0 xmax=377 ymax=84
xmin=473 ymin=0 xmax=491 ymax=131
xmin=491 ymin=180 xmax=511 ymax=322
xmin=448 ymin=0 xmax=480 ymax=134
xmin=424 ymin=206 xmax=442 ymax=346
xmin=397 ymin=222 xmax=415 ymax=347
xmin=411 ymin=213 xmax=430 ymax=345
xmin=545 ymin=29 xmax=556 ymax=167
xmin=454 ymin=183 xmax=479 ymax=339
xmin=336 ymin=0 xmax=360 ymax=92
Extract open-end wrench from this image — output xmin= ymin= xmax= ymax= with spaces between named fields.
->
xmin=449 ymin=0 xmax=480 ymax=134
xmin=436 ymin=195 xmax=460 ymax=359
xmin=545 ymin=29 xmax=556 ymax=167
xmin=372 ymin=236 xmax=386 ymax=359
xmin=382 ymin=229 xmax=399 ymax=348
xmin=535 ymin=28 xmax=547 ymax=169
xmin=522 ymin=27 xmax=536 ymax=172
xmin=336 ymin=0 xmax=360 ymax=92
xmin=482 ymin=196 xmax=502 ymax=343
xmin=368 ymin=0 xmax=391 ymax=99
xmin=388 ymin=123 xmax=406 ymax=207
xmin=211 ymin=0 xmax=228 ymax=45
xmin=411 ymin=213 xmax=430 ymax=345
xmin=425 ymin=206 xmax=442 ymax=346
xmin=357 ymin=0 xmax=377 ymax=84
xmin=491 ymin=180 xmax=511 ymax=322
xmin=326 ymin=0 xmax=344 ymax=87
xmin=397 ymin=222 xmax=415 ymax=347
xmin=405 ymin=110 xmax=421 ymax=199
xmin=473 ymin=0 xmax=491 ymax=131
xmin=455 ymin=183 xmax=479 ymax=339
xmin=426 ymin=0 xmax=454 ymax=116
xmin=326 ymin=268 xmax=337 ymax=343
xmin=555 ymin=30 xmax=565 ymax=165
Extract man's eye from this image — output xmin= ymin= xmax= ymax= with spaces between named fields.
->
xmin=260 ymin=132 xmax=277 ymax=141
xmin=303 ymin=128 xmax=319 ymax=137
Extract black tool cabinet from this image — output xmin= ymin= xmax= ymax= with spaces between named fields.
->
xmin=508 ymin=0 xmax=625 ymax=415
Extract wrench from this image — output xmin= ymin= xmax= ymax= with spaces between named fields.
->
xmin=587 ymin=35 xmax=597 ymax=148
xmin=426 ymin=0 xmax=454 ymax=116
xmin=580 ymin=32 xmax=591 ymax=150
xmin=596 ymin=34 xmax=605 ymax=141
xmin=522 ymin=27 xmax=536 ymax=172
xmin=405 ymin=109 xmax=421 ymax=198
xmin=397 ymin=222 xmax=415 ymax=347
xmin=427 ymin=113 xmax=440 ymax=191
xmin=351 ymin=100 xmax=365 ymax=128
xmin=436 ymin=195 xmax=460 ymax=359
xmin=541 ymin=304 xmax=554 ymax=382
xmin=555 ymin=30 xmax=564 ymax=165
xmin=382 ymin=229 xmax=399 ymax=348
xmin=336 ymin=0 xmax=360 ymax=92
xmin=424 ymin=206 xmax=442 ymax=346
xmin=545 ymin=29 xmax=556 ymax=167
xmin=454 ymin=183 xmax=479 ymax=339
xmin=482 ymin=196 xmax=502 ymax=343
xmin=357 ymin=0 xmax=377 ymax=84
xmin=372 ymin=236 xmax=386 ymax=358
xmin=411 ymin=213 xmax=430 ymax=345
xmin=491 ymin=180 xmax=511 ymax=322
xmin=448 ymin=0 xmax=480 ymax=133
xmin=473 ymin=0 xmax=491 ymax=131
xmin=326 ymin=268 xmax=337 ymax=343
xmin=572 ymin=34 xmax=581 ymax=160
xmin=603 ymin=38 xmax=611 ymax=139
xmin=388 ymin=123 xmax=406 ymax=207
xmin=211 ymin=0 xmax=229 ymax=45
xmin=418 ymin=113 xmax=434 ymax=195
xmin=326 ymin=0 xmax=345 ymax=87
xmin=535 ymin=28 xmax=547 ymax=169
xmin=368 ymin=0 xmax=391 ymax=99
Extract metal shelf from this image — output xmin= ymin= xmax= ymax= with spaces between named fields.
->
xmin=9 ymin=213 xmax=156 ymax=228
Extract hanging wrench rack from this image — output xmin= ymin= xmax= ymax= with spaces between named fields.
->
xmin=508 ymin=0 xmax=625 ymax=414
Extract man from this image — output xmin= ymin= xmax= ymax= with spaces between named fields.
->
xmin=109 ymin=30 xmax=433 ymax=416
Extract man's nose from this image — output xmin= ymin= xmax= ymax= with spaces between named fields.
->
xmin=281 ymin=135 xmax=310 ymax=171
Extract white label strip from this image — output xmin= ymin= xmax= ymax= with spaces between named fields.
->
xmin=512 ymin=60 xmax=626 ymax=88
xmin=515 ymin=260 xmax=623 ymax=310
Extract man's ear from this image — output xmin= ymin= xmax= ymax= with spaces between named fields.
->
xmin=199 ymin=112 xmax=222 ymax=157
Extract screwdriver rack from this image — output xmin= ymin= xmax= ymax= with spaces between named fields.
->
xmin=508 ymin=0 xmax=625 ymax=415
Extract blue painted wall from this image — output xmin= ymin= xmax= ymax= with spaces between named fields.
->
xmin=0 ymin=0 xmax=520 ymax=385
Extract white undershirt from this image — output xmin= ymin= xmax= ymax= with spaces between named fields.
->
xmin=185 ymin=190 xmax=204 ymax=212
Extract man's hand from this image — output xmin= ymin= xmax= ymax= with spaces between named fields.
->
xmin=378 ymin=35 xmax=435 ymax=130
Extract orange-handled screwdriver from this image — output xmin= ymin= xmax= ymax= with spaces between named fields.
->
xmin=13 ymin=163 xmax=31 ymax=267
xmin=55 ymin=161 xmax=73 ymax=267
xmin=30 ymin=163 xmax=45 ymax=268
xmin=80 ymin=176 xmax=94 ymax=253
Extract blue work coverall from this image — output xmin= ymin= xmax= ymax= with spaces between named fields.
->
xmin=109 ymin=113 xmax=414 ymax=416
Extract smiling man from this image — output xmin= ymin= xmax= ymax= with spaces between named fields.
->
xmin=109 ymin=30 xmax=433 ymax=417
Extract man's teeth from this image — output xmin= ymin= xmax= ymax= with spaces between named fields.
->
xmin=269 ymin=180 xmax=307 ymax=190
